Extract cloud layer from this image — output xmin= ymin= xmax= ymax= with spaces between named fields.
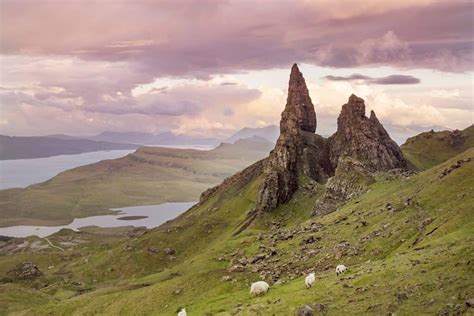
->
xmin=323 ymin=74 xmax=420 ymax=85
xmin=2 ymin=1 xmax=473 ymax=75
xmin=0 ymin=0 xmax=472 ymax=140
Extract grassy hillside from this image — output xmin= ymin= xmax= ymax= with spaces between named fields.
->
xmin=401 ymin=125 xmax=473 ymax=170
xmin=0 ymin=139 xmax=272 ymax=227
xmin=1 ymin=148 xmax=472 ymax=315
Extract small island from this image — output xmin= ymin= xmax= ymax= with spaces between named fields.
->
xmin=116 ymin=216 xmax=148 ymax=221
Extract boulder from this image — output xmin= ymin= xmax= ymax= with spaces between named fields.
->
xmin=296 ymin=305 xmax=314 ymax=316
xmin=5 ymin=262 xmax=43 ymax=281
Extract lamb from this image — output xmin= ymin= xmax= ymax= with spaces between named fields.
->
xmin=177 ymin=308 xmax=187 ymax=316
xmin=336 ymin=264 xmax=347 ymax=276
xmin=305 ymin=272 xmax=315 ymax=288
xmin=250 ymin=281 xmax=270 ymax=296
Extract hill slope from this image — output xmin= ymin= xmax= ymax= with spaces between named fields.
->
xmin=0 ymin=135 xmax=139 ymax=160
xmin=401 ymin=125 xmax=473 ymax=170
xmin=0 ymin=139 xmax=273 ymax=227
xmin=1 ymin=148 xmax=472 ymax=315
xmin=0 ymin=64 xmax=472 ymax=315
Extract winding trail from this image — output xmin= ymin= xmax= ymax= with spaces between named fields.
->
xmin=43 ymin=237 xmax=65 ymax=252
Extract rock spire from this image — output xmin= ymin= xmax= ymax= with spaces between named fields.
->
xmin=256 ymin=64 xmax=332 ymax=212
xmin=255 ymin=65 xmax=407 ymax=215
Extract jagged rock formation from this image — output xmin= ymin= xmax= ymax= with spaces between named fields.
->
xmin=254 ymin=66 xmax=407 ymax=215
xmin=255 ymin=64 xmax=333 ymax=212
xmin=312 ymin=156 xmax=375 ymax=216
xmin=313 ymin=95 xmax=407 ymax=216
xmin=329 ymin=94 xmax=407 ymax=172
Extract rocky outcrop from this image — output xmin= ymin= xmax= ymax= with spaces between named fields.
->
xmin=329 ymin=94 xmax=407 ymax=172
xmin=312 ymin=156 xmax=375 ymax=216
xmin=313 ymin=94 xmax=407 ymax=215
xmin=256 ymin=64 xmax=333 ymax=212
xmin=2 ymin=262 xmax=43 ymax=283
xmin=280 ymin=64 xmax=317 ymax=134
xmin=252 ymin=65 xmax=407 ymax=215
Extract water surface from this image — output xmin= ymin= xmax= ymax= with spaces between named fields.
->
xmin=0 ymin=202 xmax=195 ymax=238
xmin=0 ymin=150 xmax=136 ymax=189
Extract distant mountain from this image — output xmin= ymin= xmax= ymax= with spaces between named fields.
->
xmin=225 ymin=125 xmax=279 ymax=144
xmin=214 ymin=137 xmax=274 ymax=155
xmin=89 ymin=131 xmax=221 ymax=146
xmin=45 ymin=134 xmax=80 ymax=140
xmin=0 ymin=135 xmax=139 ymax=160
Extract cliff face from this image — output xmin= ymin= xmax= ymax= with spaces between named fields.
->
xmin=329 ymin=94 xmax=407 ymax=172
xmin=254 ymin=65 xmax=407 ymax=214
xmin=255 ymin=64 xmax=332 ymax=212
xmin=312 ymin=95 xmax=408 ymax=215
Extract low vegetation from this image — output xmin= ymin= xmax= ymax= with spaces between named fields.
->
xmin=401 ymin=125 xmax=473 ymax=170
xmin=0 ymin=139 xmax=272 ymax=227
xmin=1 ymin=148 xmax=472 ymax=315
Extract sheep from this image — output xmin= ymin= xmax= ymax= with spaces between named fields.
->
xmin=250 ymin=281 xmax=270 ymax=296
xmin=177 ymin=308 xmax=187 ymax=316
xmin=305 ymin=272 xmax=315 ymax=288
xmin=336 ymin=264 xmax=347 ymax=276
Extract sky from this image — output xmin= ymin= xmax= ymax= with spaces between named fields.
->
xmin=0 ymin=0 xmax=473 ymax=143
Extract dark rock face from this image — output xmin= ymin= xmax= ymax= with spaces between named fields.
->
xmin=329 ymin=94 xmax=407 ymax=172
xmin=256 ymin=64 xmax=333 ymax=212
xmin=255 ymin=65 xmax=406 ymax=215
xmin=448 ymin=129 xmax=467 ymax=147
xmin=280 ymin=64 xmax=317 ymax=134
xmin=313 ymin=156 xmax=375 ymax=216
xmin=313 ymin=95 xmax=407 ymax=215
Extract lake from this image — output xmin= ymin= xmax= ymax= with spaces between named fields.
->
xmin=0 ymin=145 xmax=216 ymax=190
xmin=0 ymin=202 xmax=195 ymax=238
xmin=0 ymin=150 xmax=136 ymax=189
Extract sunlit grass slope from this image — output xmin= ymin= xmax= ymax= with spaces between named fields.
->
xmin=2 ymin=148 xmax=471 ymax=315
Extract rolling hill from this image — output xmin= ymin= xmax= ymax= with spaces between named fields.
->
xmin=0 ymin=139 xmax=273 ymax=227
xmin=1 ymin=144 xmax=472 ymax=315
xmin=401 ymin=125 xmax=473 ymax=170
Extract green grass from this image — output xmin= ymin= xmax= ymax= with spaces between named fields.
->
xmin=401 ymin=124 xmax=473 ymax=170
xmin=0 ymin=140 xmax=272 ymax=227
xmin=1 ymin=148 xmax=473 ymax=315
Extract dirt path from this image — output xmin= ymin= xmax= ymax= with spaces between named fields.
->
xmin=43 ymin=237 xmax=65 ymax=252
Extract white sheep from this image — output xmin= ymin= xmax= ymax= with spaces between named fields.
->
xmin=336 ymin=264 xmax=347 ymax=276
xmin=177 ymin=308 xmax=187 ymax=316
xmin=250 ymin=281 xmax=270 ymax=296
xmin=305 ymin=272 xmax=315 ymax=288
